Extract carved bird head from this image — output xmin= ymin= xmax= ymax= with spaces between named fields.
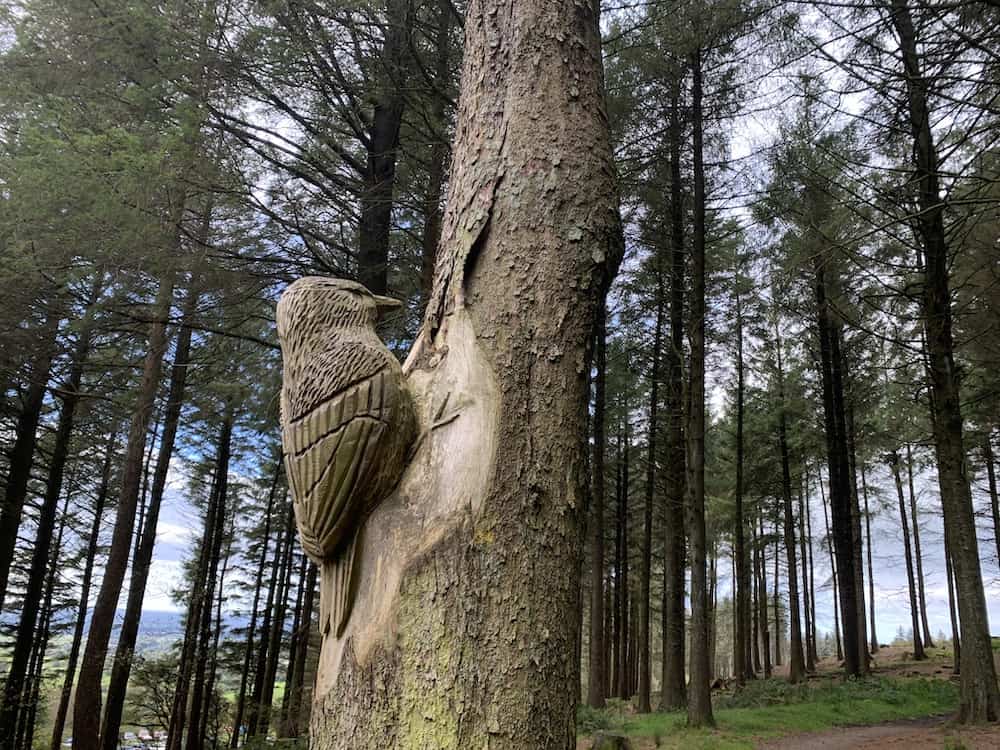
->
xmin=277 ymin=277 xmax=401 ymax=349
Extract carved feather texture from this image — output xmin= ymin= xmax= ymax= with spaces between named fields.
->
xmin=277 ymin=277 xmax=415 ymax=636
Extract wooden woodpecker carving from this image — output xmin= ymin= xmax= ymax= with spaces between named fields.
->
xmin=277 ymin=277 xmax=415 ymax=638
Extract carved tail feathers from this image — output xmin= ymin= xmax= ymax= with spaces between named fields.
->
xmin=321 ymin=532 xmax=361 ymax=638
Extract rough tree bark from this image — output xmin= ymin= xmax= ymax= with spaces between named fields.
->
xmin=889 ymin=0 xmax=999 ymax=721
xmin=306 ymin=0 xmax=620 ymax=745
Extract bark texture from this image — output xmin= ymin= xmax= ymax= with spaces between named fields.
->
xmin=308 ymin=1 xmax=620 ymax=746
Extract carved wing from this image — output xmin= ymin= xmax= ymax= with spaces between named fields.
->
xmin=282 ymin=350 xmax=404 ymax=561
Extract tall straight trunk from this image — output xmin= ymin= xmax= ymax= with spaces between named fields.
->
xmin=185 ymin=412 xmax=234 ymax=750
xmin=418 ymin=0 xmax=455 ymax=303
xmin=617 ymin=420 xmax=632 ymax=699
xmin=248 ymin=503 xmax=290 ymax=738
xmin=944 ymin=524 xmax=961 ymax=674
xmin=0 ymin=314 xmax=59 ymax=611
xmin=734 ymin=270 xmax=753 ymax=685
xmin=813 ymin=258 xmax=862 ymax=676
xmin=805 ymin=472 xmax=819 ymax=665
xmin=819 ymin=472 xmax=843 ymax=661
xmin=660 ymin=85 xmax=687 ymax=713
xmin=258 ymin=509 xmax=296 ymax=739
xmin=985 ymin=436 xmax=1000 ymax=569
xmin=775 ymin=318 xmax=804 ymax=682
xmin=904 ymin=444 xmax=934 ymax=648
xmin=230 ymin=464 xmax=282 ymax=747
xmin=283 ymin=561 xmax=318 ymax=738
xmin=757 ymin=517 xmax=772 ymax=678
xmin=73 ymin=277 xmax=174 ymax=750
xmin=280 ymin=555 xmax=307 ymax=731
xmin=0 ymin=287 xmax=99 ymax=741
xmin=309 ymin=0 xmax=620 ymax=742
xmin=708 ymin=546 xmax=718 ymax=681
xmin=890 ymin=450 xmax=926 ymax=660
xmin=101 ymin=288 xmax=199 ymax=749
xmin=199 ymin=512 xmax=236 ymax=747
xmin=798 ymin=481 xmax=816 ymax=672
xmin=861 ymin=466 xmax=879 ymax=653
xmin=50 ymin=431 xmax=117 ymax=750
xmin=17 ymin=490 xmax=71 ymax=750
xmin=686 ymin=46 xmax=714 ymax=728
xmin=889 ymin=0 xmax=999 ymax=721
xmin=638 ymin=278 xmax=663 ymax=714
xmin=845 ymin=395 xmax=870 ymax=673
xmin=773 ymin=523 xmax=781 ymax=667
xmin=612 ymin=428 xmax=623 ymax=697
xmin=751 ymin=524 xmax=761 ymax=673
xmin=587 ymin=300 xmax=608 ymax=709
xmin=357 ymin=0 xmax=413 ymax=294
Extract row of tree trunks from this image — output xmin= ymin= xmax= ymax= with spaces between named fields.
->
xmin=905 ymin=444 xmax=934 ymax=648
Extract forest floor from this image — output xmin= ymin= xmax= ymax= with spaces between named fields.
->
xmin=577 ymin=643 xmax=1000 ymax=749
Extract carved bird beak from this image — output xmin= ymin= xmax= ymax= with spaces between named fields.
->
xmin=374 ymin=295 xmax=403 ymax=317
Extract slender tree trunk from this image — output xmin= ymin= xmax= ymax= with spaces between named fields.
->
xmin=0 ymin=315 xmax=58 ymax=611
xmin=845 ymin=396 xmax=870 ymax=673
xmin=890 ymin=450 xmax=926 ymax=660
xmin=985 ymin=435 xmax=1000 ymax=569
xmin=280 ymin=555 xmax=307 ymax=732
xmin=686 ymin=45 xmax=714 ymax=727
xmin=612 ymin=428 xmax=623 ymax=698
xmin=944 ymin=524 xmax=961 ymax=675
xmin=418 ymin=0 xmax=455 ymax=304
xmin=101 ymin=288 xmax=200 ymax=749
xmin=50 ymin=431 xmax=117 ymax=750
xmin=284 ymin=561 xmax=318 ymax=738
xmin=73 ymin=277 xmax=174 ymax=750
xmin=758 ymin=517 xmax=772 ymax=678
xmin=819 ymin=472 xmax=843 ymax=661
xmin=185 ymin=412 xmax=234 ymax=750
xmin=358 ymin=0 xmax=413 ymax=294
xmin=904 ymin=444 xmax=934 ymax=648
xmin=861 ymin=466 xmax=879 ymax=653
xmin=618 ymin=420 xmax=632 ymax=699
xmin=798 ymin=480 xmax=816 ymax=672
xmin=734 ymin=269 xmax=753 ymax=685
xmin=773 ymin=522 xmax=782 ymax=667
xmin=588 ymin=301 xmax=608 ymax=709
xmin=638 ymin=277 xmax=664 ymax=714
xmin=776 ymin=317 xmax=805 ymax=682
xmin=889 ymin=0 xmax=999 ymax=721
xmin=752 ymin=523 xmax=761 ymax=673
xmin=258 ymin=508 xmax=296 ymax=739
xmin=660 ymin=85 xmax=688 ymax=713
xmin=0 ymin=291 xmax=98 ymax=740
xmin=230 ymin=464 xmax=282 ymax=747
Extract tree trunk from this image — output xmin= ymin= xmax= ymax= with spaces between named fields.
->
xmin=283 ymin=561 xmax=318 ymax=738
xmin=257 ymin=504 xmax=296 ymax=739
xmin=307 ymin=0 xmax=619 ymax=743
xmin=776 ymin=316 xmax=805 ymax=682
xmin=230 ymin=463 xmax=281 ymax=745
xmin=757 ymin=517 xmax=772 ymax=678
xmin=0 ymin=314 xmax=58 ymax=612
xmin=185 ymin=412 xmax=234 ymax=750
xmin=858 ymin=465 xmax=879 ymax=654
xmin=773 ymin=522 xmax=782 ymax=667
xmin=50 ymin=431 xmax=117 ymax=750
xmin=889 ymin=0 xmax=999 ymax=721
xmin=845 ymin=395 xmax=870 ymax=673
xmin=617 ymin=419 xmax=632 ymax=699
xmin=588 ymin=301 xmax=608 ymax=709
xmin=985 ymin=435 xmax=1000 ymax=569
xmin=612 ymin=427 xmax=623 ymax=697
xmin=890 ymin=450 xmax=926 ymax=660
xmin=819 ymin=472 xmax=843 ymax=661
xmin=638 ymin=278 xmax=663 ymax=714
xmin=686 ymin=45 xmax=714 ymax=728
xmin=358 ymin=0 xmax=413 ymax=295
xmin=798 ymin=479 xmax=816 ymax=672
xmin=813 ymin=260 xmax=861 ymax=676
xmin=101 ymin=287 xmax=199 ymax=749
xmin=944 ymin=524 xmax=961 ymax=675
xmin=659 ymin=85 xmax=687 ymax=713
xmin=904 ymin=444 xmax=934 ymax=648
xmin=0 ymin=288 xmax=98 ymax=742
xmin=734 ymin=264 xmax=753 ymax=685
xmin=73 ymin=277 xmax=174 ymax=750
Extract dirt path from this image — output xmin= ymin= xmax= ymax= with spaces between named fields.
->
xmin=757 ymin=714 xmax=1000 ymax=749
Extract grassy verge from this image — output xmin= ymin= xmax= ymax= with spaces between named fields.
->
xmin=577 ymin=677 xmax=959 ymax=750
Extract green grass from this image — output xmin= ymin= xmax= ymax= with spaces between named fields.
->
xmin=578 ymin=677 xmax=959 ymax=749
xmin=991 ymin=637 xmax=1000 ymax=652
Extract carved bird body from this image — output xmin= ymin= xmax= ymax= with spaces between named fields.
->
xmin=277 ymin=278 xmax=415 ymax=637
